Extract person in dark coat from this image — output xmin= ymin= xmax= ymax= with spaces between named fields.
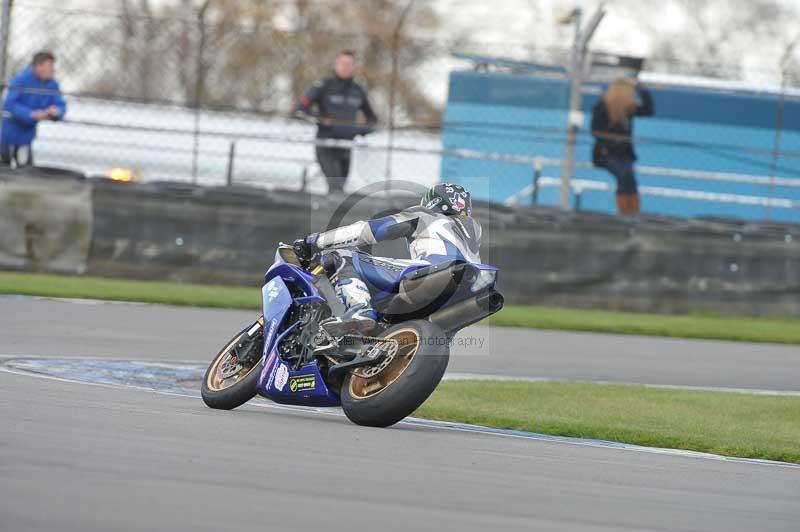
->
xmin=1 ymin=51 xmax=67 ymax=167
xmin=591 ymin=78 xmax=653 ymax=214
xmin=294 ymin=50 xmax=378 ymax=193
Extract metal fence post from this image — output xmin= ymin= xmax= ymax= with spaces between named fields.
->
xmin=559 ymin=9 xmax=582 ymax=210
xmin=191 ymin=1 xmax=211 ymax=185
xmin=226 ymin=140 xmax=236 ymax=186
xmin=559 ymin=4 xmax=605 ymax=210
xmin=532 ymin=157 xmax=542 ymax=204
xmin=300 ymin=165 xmax=309 ymax=192
xmin=385 ymin=0 xmax=416 ymax=194
xmin=0 ymin=0 xmax=11 ymax=89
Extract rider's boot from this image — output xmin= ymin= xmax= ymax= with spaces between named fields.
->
xmin=321 ymin=278 xmax=377 ymax=336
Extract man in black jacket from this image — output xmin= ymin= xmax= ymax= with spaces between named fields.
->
xmin=295 ymin=51 xmax=378 ymax=193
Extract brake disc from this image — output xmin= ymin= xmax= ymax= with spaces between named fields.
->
xmin=350 ymin=336 xmax=400 ymax=379
xmin=219 ymin=353 xmax=243 ymax=380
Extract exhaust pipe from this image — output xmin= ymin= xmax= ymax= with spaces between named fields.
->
xmin=429 ymin=290 xmax=504 ymax=334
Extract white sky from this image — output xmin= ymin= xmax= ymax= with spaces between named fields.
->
xmin=59 ymin=0 xmax=800 ymax=61
xmin=433 ymin=0 xmax=798 ymax=57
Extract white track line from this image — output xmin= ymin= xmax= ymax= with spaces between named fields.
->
xmin=443 ymin=373 xmax=800 ymax=397
xmin=3 ymin=355 xmax=798 ymax=397
xmin=1 ymin=358 xmax=799 ymax=471
xmin=0 ymin=294 xmax=151 ymax=306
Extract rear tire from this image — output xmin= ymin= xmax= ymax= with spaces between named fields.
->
xmin=340 ymin=320 xmax=449 ymax=427
xmin=201 ymin=325 xmax=263 ymax=410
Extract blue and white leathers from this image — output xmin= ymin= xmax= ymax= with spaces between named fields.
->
xmin=311 ymin=206 xmax=482 ymax=266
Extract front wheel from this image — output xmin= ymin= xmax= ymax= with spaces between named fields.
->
xmin=201 ymin=323 xmax=264 ymax=410
xmin=340 ymin=320 xmax=449 ymax=427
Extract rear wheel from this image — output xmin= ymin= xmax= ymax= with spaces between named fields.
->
xmin=201 ymin=324 xmax=263 ymax=410
xmin=340 ymin=320 xmax=449 ymax=427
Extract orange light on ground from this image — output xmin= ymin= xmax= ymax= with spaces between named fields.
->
xmin=107 ymin=167 xmax=134 ymax=182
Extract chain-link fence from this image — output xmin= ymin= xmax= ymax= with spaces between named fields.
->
xmin=2 ymin=0 xmax=800 ymax=222
xmin=0 ymin=0 xmax=460 ymax=194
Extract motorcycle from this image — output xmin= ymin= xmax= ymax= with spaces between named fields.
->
xmin=201 ymin=243 xmax=504 ymax=427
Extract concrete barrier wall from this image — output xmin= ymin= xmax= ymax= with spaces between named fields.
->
xmin=2 ymin=173 xmax=799 ymax=316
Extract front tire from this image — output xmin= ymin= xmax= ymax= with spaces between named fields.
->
xmin=340 ymin=320 xmax=449 ymax=427
xmin=201 ymin=325 xmax=263 ymax=410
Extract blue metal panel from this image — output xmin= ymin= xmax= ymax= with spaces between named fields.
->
xmin=442 ymin=67 xmax=800 ymax=223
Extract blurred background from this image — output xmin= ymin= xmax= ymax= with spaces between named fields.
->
xmin=2 ymin=0 xmax=799 ymax=223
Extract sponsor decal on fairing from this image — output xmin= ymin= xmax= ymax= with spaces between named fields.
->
xmin=275 ymin=363 xmax=289 ymax=391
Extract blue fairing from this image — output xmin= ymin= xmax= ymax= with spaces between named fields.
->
xmin=264 ymin=262 xmax=324 ymax=304
xmin=256 ymin=259 xmax=340 ymax=407
xmin=352 ymin=251 xmax=428 ymax=301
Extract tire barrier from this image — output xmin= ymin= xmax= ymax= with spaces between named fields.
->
xmin=477 ymin=204 xmax=800 ymax=316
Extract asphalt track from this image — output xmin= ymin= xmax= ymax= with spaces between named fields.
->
xmin=2 ymin=297 xmax=799 ymax=390
xmin=2 ymin=297 xmax=799 ymax=531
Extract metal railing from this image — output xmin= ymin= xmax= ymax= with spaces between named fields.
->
xmin=502 ymin=156 xmax=800 ymax=212
xmin=36 ymin=117 xmax=800 ymax=215
xmin=531 ymin=176 xmax=799 ymax=211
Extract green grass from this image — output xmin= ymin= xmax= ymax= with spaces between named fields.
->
xmin=1 ymin=270 xmax=799 ymax=344
xmin=415 ymin=381 xmax=800 ymax=464
xmin=0 ymin=271 xmax=261 ymax=310
xmin=491 ymin=305 xmax=800 ymax=344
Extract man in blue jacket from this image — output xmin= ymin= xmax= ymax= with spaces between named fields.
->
xmin=1 ymin=51 xmax=67 ymax=167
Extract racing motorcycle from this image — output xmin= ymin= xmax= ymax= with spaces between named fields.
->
xmin=201 ymin=243 xmax=504 ymax=427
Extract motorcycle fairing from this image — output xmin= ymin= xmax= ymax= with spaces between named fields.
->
xmin=260 ymin=358 xmax=340 ymax=407
xmin=256 ymin=265 xmax=340 ymax=407
xmin=351 ymin=251 xmax=427 ymax=301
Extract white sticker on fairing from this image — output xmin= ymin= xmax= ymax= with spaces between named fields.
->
xmin=275 ymin=363 xmax=289 ymax=392
xmin=266 ymin=280 xmax=280 ymax=302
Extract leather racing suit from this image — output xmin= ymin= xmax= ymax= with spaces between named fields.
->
xmin=306 ymin=206 xmax=482 ymax=334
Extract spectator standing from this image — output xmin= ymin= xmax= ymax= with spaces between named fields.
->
xmin=1 ymin=51 xmax=67 ymax=167
xmin=295 ymin=50 xmax=378 ymax=193
xmin=591 ymin=78 xmax=653 ymax=214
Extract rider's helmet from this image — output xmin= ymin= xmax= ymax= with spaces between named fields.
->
xmin=420 ymin=183 xmax=472 ymax=217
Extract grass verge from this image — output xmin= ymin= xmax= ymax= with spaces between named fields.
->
xmin=490 ymin=305 xmax=800 ymax=344
xmin=414 ymin=381 xmax=800 ymax=464
xmin=1 ymin=270 xmax=799 ymax=344
xmin=0 ymin=271 xmax=261 ymax=310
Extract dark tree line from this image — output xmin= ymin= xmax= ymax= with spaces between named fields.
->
xmin=77 ymin=0 xmax=443 ymax=123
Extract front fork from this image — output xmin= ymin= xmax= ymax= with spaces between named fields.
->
xmin=234 ymin=316 xmax=265 ymax=365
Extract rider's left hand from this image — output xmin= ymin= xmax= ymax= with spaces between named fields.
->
xmin=293 ymin=236 xmax=318 ymax=264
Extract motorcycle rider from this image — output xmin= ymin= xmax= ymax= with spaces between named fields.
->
xmin=294 ymin=183 xmax=480 ymax=336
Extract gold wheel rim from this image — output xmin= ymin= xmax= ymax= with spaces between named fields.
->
xmin=206 ymin=334 xmax=260 ymax=392
xmin=348 ymin=328 xmax=421 ymax=399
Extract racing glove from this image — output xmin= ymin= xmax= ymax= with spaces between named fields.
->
xmin=293 ymin=234 xmax=320 ymax=263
